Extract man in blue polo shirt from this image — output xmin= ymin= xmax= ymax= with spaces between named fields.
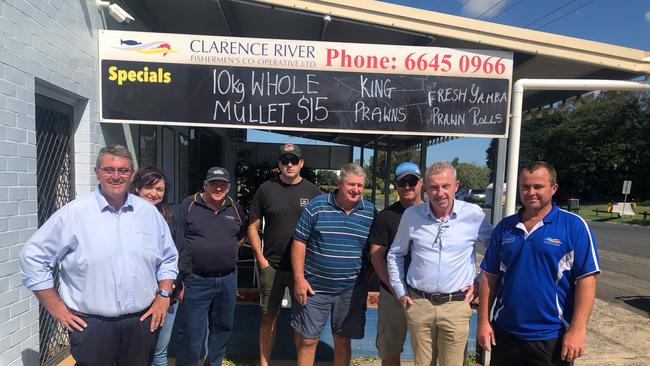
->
xmin=291 ymin=163 xmax=376 ymax=366
xmin=478 ymin=161 xmax=600 ymax=365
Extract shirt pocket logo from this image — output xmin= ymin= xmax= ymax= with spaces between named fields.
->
xmin=543 ymin=237 xmax=562 ymax=246
xmin=300 ymin=198 xmax=309 ymax=207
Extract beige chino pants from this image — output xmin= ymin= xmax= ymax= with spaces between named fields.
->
xmin=404 ymin=297 xmax=472 ymax=366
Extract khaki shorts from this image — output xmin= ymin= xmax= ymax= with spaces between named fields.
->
xmin=258 ymin=265 xmax=294 ymax=315
xmin=376 ymin=286 xmax=408 ymax=359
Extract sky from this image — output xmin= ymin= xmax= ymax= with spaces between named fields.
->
xmin=248 ymin=0 xmax=650 ymax=166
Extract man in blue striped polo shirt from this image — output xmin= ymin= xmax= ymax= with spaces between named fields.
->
xmin=291 ymin=163 xmax=376 ymax=366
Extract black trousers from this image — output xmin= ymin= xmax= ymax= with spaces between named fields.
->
xmin=490 ymin=325 xmax=573 ymax=366
xmin=69 ymin=311 xmax=156 ymax=366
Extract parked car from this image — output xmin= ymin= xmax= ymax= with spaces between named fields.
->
xmin=470 ymin=189 xmax=486 ymax=200
xmin=455 ymin=188 xmax=471 ymax=200
xmin=485 ymin=183 xmax=507 ymax=208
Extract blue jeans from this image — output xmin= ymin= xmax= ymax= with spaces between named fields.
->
xmin=150 ymin=301 xmax=178 ymax=366
xmin=175 ymin=272 xmax=237 ymax=366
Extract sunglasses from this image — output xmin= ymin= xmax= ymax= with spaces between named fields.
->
xmin=396 ymin=176 xmax=420 ymax=187
xmin=279 ymin=155 xmax=301 ymax=165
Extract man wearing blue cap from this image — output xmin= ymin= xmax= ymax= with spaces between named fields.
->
xmin=175 ymin=167 xmax=247 ymax=366
xmin=369 ymin=162 xmax=423 ymax=366
xmin=387 ymin=161 xmax=493 ymax=366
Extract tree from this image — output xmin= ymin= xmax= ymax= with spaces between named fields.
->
xmin=316 ymin=170 xmax=338 ymax=187
xmin=451 ymin=158 xmax=491 ymax=189
xmin=498 ymin=91 xmax=650 ymax=201
xmin=366 ymin=148 xmax=421 ymax=187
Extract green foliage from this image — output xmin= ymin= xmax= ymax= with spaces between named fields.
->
xmin=366 ymin=148 xmax=421 ymax=186
xmin=316 ymin=169 xmax=338 ymax=186
xmin=451 ymin=158 xmax=491 ymax=189
xmin=487 ymin=91 xmax=650 ymax=200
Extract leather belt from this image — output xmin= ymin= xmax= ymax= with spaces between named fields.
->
xmin=407 ymin=286 xmax=466 ymax=304
xmin=193 ymin=267 xmax=236 ymax=278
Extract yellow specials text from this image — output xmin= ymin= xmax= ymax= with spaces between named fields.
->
xmin=107 ymin=66 xmax=172 ymax=86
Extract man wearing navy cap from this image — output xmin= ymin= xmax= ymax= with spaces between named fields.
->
xmin=175 ymin=167 xmax=247 ymax=366
xmin=369 ymin=162 xmax=423 ymax=366
xmin=387 ymin=161 xmax=493 ymax=366
xmin=478 ymin=161 xmax=600 ymax=365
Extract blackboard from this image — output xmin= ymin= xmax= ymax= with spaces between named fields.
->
xmin=101 ymin=60 xmax=509 ymax=136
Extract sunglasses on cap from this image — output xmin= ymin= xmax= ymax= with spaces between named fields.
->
xmin=279 ymin=155 xmax=301 ymax=165
xmin=396 ymin=176 xmax=420 ymax=188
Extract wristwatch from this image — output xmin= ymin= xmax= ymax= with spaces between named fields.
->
xmin=158 ymin=289 xmax=171 ymax=298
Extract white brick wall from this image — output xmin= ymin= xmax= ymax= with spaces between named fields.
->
xmin=0 ymin=0 xmax=106 ymax=364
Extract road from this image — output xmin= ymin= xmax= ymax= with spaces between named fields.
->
xmin=589 ymin=221 xmax=650 ymax=259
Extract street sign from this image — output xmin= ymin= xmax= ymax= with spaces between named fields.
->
xmin=622 ymin=180 xmax=632 ymax=195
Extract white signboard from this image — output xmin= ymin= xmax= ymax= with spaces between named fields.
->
xmin=99 ymin=30 xmax=514 ymax=138
xmin=622 ymin=180 xmax=632 ymax=195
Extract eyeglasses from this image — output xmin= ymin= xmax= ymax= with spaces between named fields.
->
xmin=279 ymin=155 xmax=301 ymax=166
xmin=99 ymin=167 xmax=132 ymax=176
xmin=396 ymin=176 xmax=420 ymax=187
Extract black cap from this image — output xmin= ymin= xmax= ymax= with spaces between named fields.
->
xmin=279 ymin=143 xmax=302 ymax=158
xmin=204 ymin=166 xmax=230 ymax=183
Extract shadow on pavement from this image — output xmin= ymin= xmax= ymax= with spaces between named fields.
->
xmin=615 ymin=295 xmax=650 ymax=316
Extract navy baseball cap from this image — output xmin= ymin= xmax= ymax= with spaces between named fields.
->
xmin=204 ymin=167 xmax=230 ymax=183
xmin=395 ymin=162 xmax=421 ymax=181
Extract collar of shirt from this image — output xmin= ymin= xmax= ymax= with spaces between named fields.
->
xmin=328 ymin=190 xmax=366 ymax=213
xmin=93 ymin=186 xmax=134 ymax=213
xmin=516 ymin=204 xmax=559 ymax=237
xmin=195 ymin=191 xmax=233 ymax=213
xmin=422 ymin=198 xmax=461 ymax=222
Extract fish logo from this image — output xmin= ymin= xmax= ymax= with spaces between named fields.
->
xmin=543 ymin=237 xmax=562 ymax=246
xmin=120 ymin=39 xmax=142 ymax=46
xmin=116 ymin=39 xmax=176 ymax=56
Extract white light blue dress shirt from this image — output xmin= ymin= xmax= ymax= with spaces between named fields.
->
xmin=20 ymin=188 xmax=178 ymax=317
xmin=387 ymin=199 xmax=493 ymax=298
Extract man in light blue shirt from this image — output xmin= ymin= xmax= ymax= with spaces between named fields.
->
xmin=387 ymin=161 xmax=492 ymax=366
xmin=20 ymin=145 xmax=178 ymax=366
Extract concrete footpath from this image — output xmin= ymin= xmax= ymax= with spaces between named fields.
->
xmin=57 ymin=295 xmax=650 ymax=366
xmin=578 ymin=298 xmax=650 ymax=365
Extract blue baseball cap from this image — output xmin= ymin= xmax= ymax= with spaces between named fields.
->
xmin=395 ymin=162 xmax=421 ymax=181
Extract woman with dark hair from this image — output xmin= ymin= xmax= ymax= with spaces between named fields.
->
xmin=131 ymin=166 xmax=178 ymax=366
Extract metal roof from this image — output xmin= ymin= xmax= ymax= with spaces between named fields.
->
xmin=113 ymin=0 xmax=650 ymax=149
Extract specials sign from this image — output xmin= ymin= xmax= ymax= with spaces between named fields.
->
xmin=99 ymin=30 xmax=513 ymax=137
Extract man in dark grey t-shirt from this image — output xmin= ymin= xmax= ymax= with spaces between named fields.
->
xmin=247 ymin=144 xmax=321 ymax=366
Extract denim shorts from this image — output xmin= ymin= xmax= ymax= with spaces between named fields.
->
xmin=290 ymin=279 xmax=368 ymax=339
